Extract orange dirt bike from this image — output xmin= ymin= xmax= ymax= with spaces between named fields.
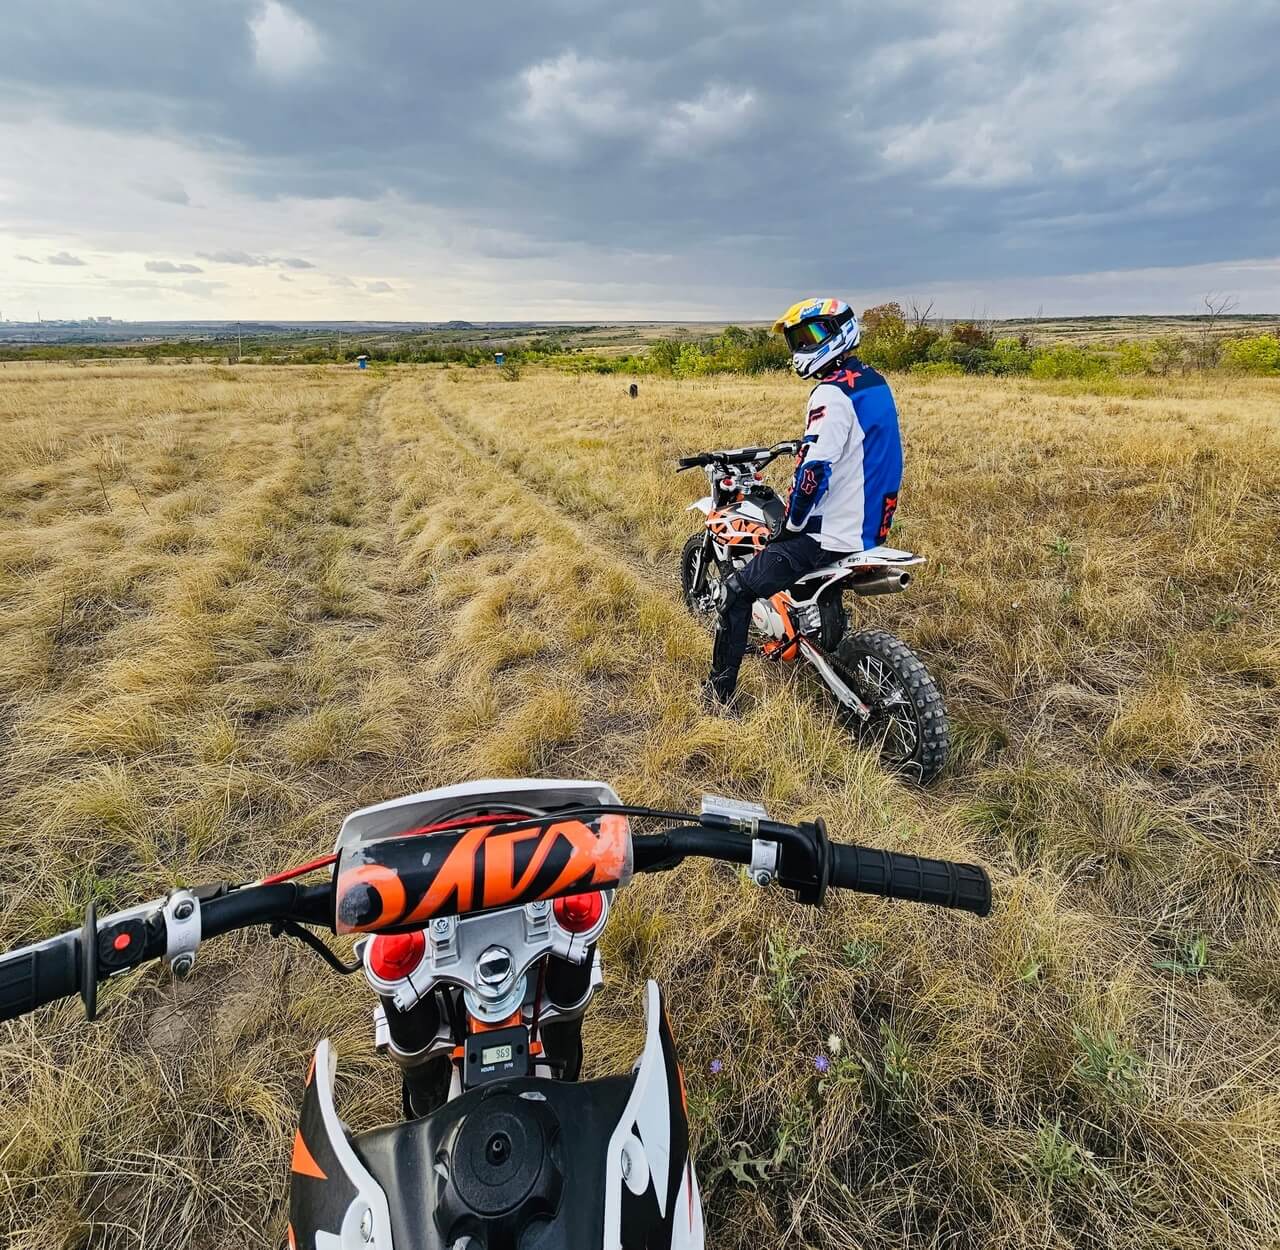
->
xmin=0 ymin=778 xmax=990 ymax=1250
xmin=678 ymin=442 xmax=949 ymax=782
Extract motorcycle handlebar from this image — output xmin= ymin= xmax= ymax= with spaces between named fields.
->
xmin=829 ymin=845 xmax=991 ymax=915
xmin=631 ymin=827 xmax=991 ymax=917
xmin=0 ymin=930 xmax=82 ymax=1022
xmin=0 ymin=882 xmax=332 ymax=1025
xmin=0 ymin=817 xmax=990 ymax=1024
xmin=676 ymin=441 xmax=798 ymax=472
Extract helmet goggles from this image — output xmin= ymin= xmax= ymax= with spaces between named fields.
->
xmin=784 ymin=317 xmax=841 ymax=355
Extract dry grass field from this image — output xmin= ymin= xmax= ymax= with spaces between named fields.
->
xmin=1 ymin=361 xmax=1278 ymax=1249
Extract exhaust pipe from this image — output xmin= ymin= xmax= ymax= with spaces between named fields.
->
xmin=849 ymin=568 xmax=912 ymax=596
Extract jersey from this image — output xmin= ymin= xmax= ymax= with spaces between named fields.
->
xmin=783 ymin=359 xmax=903 ymax=553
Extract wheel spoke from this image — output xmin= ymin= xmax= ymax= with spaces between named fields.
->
xmin=836 ymin=652 xmax=920 ymax=765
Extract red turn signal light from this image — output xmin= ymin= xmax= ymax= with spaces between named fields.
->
xmin=553 ymin=891 xmax=603 ymax=934
xmin=367 ymin=930 xmax=426 ymax=980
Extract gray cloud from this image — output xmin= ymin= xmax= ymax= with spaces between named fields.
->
xmin=197 ymin=249 xmax=313 ymax=270
xmin=336 ymin=214 xmax=383 ymax=238
xmin=198 ymin=249 xmax=269 ymax=267
xmin=146 ymin=259 xmax=203 ymax=273
xmin=1 ymin=2 xmax=1277 ymax=314
xmin=136 ymin=177 xmax=190 ymax=206
xmin=16 ymin=254 xmax=39 ymax=263
xmin=329 ymin=274 xmax=357 ymax=288
xmin=47 ymin=250 xmax=86 ymax=266
xmin=365 ymin=280 xmax=393 ymax=293
xmin=108 ymin=277 xmax=228 ymax=298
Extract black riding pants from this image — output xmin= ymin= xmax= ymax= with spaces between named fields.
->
xmin=709 ymin=534 xmax=828 ymax=700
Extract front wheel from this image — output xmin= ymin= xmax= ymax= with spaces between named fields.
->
xmin=830 ymin=628 xmax=949 ymax=783
xmin=680 ymin=533 xmax=723 ymax=623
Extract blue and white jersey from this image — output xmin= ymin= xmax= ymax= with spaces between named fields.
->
xmin=784 ymin=359 xmax=903 ymax=553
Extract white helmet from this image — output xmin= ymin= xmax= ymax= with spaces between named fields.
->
xmin=772 ymin=297 xmax=861 ymax=379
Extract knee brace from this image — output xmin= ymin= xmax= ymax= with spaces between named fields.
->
xmin=719 ymin=570 xmax=748 ymax=612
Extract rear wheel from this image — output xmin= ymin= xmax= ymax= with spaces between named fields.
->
xmin=830 ymin=628 xmax=949 ymax=783
xmin=680 ymin=533 xmax=724 ymax=623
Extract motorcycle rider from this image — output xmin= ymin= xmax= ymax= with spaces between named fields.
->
xmin=704 ymin=298 xmax=903 ymax=709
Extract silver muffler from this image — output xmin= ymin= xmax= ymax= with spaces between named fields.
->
xmin=849 ymin=568 xmax=912 ymax=596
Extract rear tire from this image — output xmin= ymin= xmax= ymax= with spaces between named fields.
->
xmin=830 ymin=628 xmax=949 ymax=784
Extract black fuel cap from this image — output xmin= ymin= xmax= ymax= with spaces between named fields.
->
xmin=435 ymin=1091 xmax=564 ymax=1242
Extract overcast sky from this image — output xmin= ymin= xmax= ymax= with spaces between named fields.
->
xmin=2 ymin=1 xmax=1277 ymax=321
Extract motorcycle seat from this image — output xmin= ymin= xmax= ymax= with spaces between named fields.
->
xmin=792 ymin=545 xmax=924 ymax=583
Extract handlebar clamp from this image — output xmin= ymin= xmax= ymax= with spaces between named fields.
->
xmin=162 ymin=889 xmax=202 ymax=978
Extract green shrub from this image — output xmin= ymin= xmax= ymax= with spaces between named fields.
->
xmin=672 ymin=344 xmax=706 ymax=379
xmin=1030 ymin=345 xmax=1109 ymax=380
xmin=910 ymin=361 xmax=964 ymax=379
xmin=1149 ymin=335 xmax=1190 ymax=375
xmin=1221 ymin=334 xmax=1280 ymax=375
xmin=1115 ymin=341 xmax=1155 ymax=375
xmin=991 ymin=337 xmax=1034 ymax=374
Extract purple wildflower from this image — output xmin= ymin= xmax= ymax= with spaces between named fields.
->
xmin=813 ymin=1055 xmax=830 ymax=1074
xmin=709 ymin=1059 xmax=724 ymax=1076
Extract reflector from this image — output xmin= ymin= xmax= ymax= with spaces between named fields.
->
xmin=367 ymin=929 xmax=425 ymax=980
xmin=553 ymin=892 xmax=603 ymax=933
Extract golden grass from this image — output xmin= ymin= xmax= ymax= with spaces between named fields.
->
xmin=2 ymin=362 xmax=1279 ymax=1249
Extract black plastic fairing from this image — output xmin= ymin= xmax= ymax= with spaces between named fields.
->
xmin=351 ymin=1074 xmax=635 ymax=1250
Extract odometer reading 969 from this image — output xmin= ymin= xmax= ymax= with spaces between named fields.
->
xmin=481 ymin=1043 xmax=514 ymax=1065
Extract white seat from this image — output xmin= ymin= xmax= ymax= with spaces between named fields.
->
xmin=792 ymin=545 xmax=924 ymax=583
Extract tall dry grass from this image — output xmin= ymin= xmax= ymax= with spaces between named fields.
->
xmin=1 ymin=362 xmax=1278 ymax=1249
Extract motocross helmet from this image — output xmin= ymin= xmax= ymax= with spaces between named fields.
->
xmin=773 ymin=297 xmax=861 ymax=379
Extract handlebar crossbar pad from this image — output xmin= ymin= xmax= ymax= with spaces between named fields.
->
xmin=831 ymin=846 xmax=991 ymax=916
xmin=0 ymin=932 xmax=81 ymax=1023
xmin=334 ymin=815 xmax=634 ymax=934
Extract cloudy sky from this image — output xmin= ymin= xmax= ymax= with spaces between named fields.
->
xmin=1 ymin=1 xmax=1277 ymax=321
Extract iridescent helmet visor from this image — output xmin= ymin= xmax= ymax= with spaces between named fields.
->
xmin=784 ymin=318 xmax=839 ymax=354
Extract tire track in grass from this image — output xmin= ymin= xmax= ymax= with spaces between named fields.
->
xmin=425 ymin=375 xmax=686 ymax=598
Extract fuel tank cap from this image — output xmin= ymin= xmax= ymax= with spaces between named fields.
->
xmin=435 ymin=1091 xmax=564 ymax=1240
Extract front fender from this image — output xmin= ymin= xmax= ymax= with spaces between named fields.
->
xmin=686 ymin=496 xmax=712 ymax=516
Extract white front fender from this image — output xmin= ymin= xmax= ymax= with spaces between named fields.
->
xmin=687 ymin=496 xmax=712 ymax=516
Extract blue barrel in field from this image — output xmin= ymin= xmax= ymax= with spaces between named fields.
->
xmin=494 ymin=352 xmax=505 ymax=366
xmin=356 ymin=355 xmax=369 ymax=370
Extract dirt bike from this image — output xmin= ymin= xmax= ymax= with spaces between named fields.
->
xmin=0 ymin=777 xmax=990 ymax=1249
xmin=678 ymin=442 xmax=950 ymax=782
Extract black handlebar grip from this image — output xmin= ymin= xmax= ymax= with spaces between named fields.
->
xmin=831 ymin=845 xmax=991 ymax=916
xmin=0 ymin=931 xmax=81 ymax=1023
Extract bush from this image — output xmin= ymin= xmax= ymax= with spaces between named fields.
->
xmin=672 ymin=344 xmax=706 ymax=379
xmin=910 ymin=361 xmax=964 ymax=379
xmin=1221 ymin=334 xmax=1280 ymax=375
xmin=991 ymin=337 xmax=1034 ymax=374
xmin=1115 ymin=341 xmax=1155 ymax=375
xmin=1149 ymin=335 xmax=1190 ymax=376
xmin=860 ymin=302 xmax=908 ymax=340
xmin=1030 ymin=345 xmax=1109 ymax=380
